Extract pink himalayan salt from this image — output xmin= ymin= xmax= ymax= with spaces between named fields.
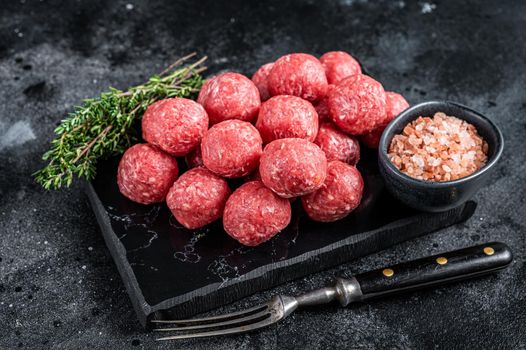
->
xmin=388 ymin=112 xmax=488 ymax=182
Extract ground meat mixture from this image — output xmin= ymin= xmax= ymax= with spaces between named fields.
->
xmin=201 ymin=119 xmax=263 ymax=178
xmin=141 ymin=97 xmax=208 ymax=156
xmin=267 ymin=53 xmax=328 ymax=102
xmin=388 ymin=112 xmax=488 ymax=182
xmin=259 ymin=138 xmax=327 ymax=198
xmin=166 ymin=167 xmax=231 ymax=229
xmin=314 ymin=122 xmax=360 ymax=165
xmin=251 ymin=62 xmax=274 ymax=101
xmin=256 ymin=95 xmax=319 ymax=143
xmin=117 ymin=144 xmax=179 ymax=204
xmin=319 ymin=51 xmax=362 ymax=84
xmin=197 ymin=72 xmax=261 ymax=124
xmin=328 ymin=74 xmax=386 ymax=135
xmin=223 ymin=181 xmax=291 ymax=246
xmin=301 ymin=161 xmax=364 ymax=222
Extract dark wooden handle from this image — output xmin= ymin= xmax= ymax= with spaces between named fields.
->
xmin=355 ymin=242 xmax=513 ymax=300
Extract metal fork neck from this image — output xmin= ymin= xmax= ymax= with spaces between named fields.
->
xmin=294 ymin=277 xmax=363 ymax=308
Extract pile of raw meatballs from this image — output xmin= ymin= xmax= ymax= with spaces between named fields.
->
xmin=117 ymin=52 xmax=409 ymax=246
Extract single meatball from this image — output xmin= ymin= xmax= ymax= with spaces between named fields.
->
xmin=117 ymin=144 xmax=179 ymax=204
xmin=201 ymin=120 xmax=263 ymax=178
xmin=328 ymin=74 xmax=387 ymax=135
xmin=141 ymin=98 xmax=208 ymax=156
xmin=259 ymin=138 xmax=327 ymax=198
xmin=379 ymin=91 xmax=410 ymax=126
xmin=361 ymin=92 xmax=410 ymax=148
xmin=301 ymin=161 xmax=364 ymax=222
xmin=256 ymin=95 xmax=319 ymax=143
xmin=251 ymin=63 xmax=274 ymax=101
xmin=387 ymin=92 xmax=410 ymax=116
xmin=223 ymin=181 xmax=291 ymax=246
xmin=320 ymin=51 xmax=362 ymax=84
xmin=314 ymin=84 xmax=336 ymax=123
xmin=185 ymin=144 xmax=204 ymax=169
xmin=267 ymin=53 xmax=328 ymax=102
xmin=314 ymin=122 xmax=360 ymax=165
xmin=166 ymin=167 xmax=231 ymax=229
xmin=197 ymin=72 xmax=261 ymax=125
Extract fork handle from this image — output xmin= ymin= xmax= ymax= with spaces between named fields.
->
xmin=354 ymin=242 xmax=512 ymax=300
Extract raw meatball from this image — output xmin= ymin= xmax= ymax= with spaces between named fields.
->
xmin=166 ymin=167 xmax=231 ymax=229
xmin=259 ymin=138 xmax=327 ymax=198
xmin=197 ymin=72 xmax=261 ymax=125
xmin=320 ymin=51 xmax=362 ymax=84
xmin=379 ymin=91 xmax=410 ymax=126
xmin=314 ymin=84 xmax=336 ymax=123
xmin=117 ymin=144 xmax=179 ymax=204
xmin=256 ymin=95 xmax=319 ymax=143
xmin=361 ymin=92 xmax=410 ymax=148
xmin=328 ymin=74 xmax=387 ymax=135
xmin=223 ymin=181 xmax=291 ymax=246
xmin=251 ymin=63 xmax=273 ymax=101
xmin=267 ymin=53 xmax=328 ymax=102
xmin=201 ymin=120 xmax=263 ymax=178
xmin=142 ymin=98 xmax=208 ymax=156
xmin=301 ymin=161 xmax=364 ymax=222
xmin=314 ymin=122 xmax=360 ymax=165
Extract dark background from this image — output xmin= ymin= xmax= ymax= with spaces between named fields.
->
xmin=1 ymin=0 xmax=525 ymax=349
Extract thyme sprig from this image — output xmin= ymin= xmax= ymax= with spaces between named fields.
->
xmin=34 ymin=53 xmax=207 ymax=190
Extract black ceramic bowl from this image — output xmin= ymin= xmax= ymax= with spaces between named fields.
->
xmin=378 ymin=101 xmax=504 ymax=212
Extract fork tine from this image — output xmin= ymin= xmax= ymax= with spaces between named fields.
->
xmin=151 ymin=304 xmax=268 ymax=325
xmin=156 ymin=315 xmax=276 ymax=341
xmin=154 ymin=308 xmax=270 ymax=332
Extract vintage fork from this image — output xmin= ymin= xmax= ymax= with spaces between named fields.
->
xmin=152 ymin=242 xmax=512 ymax=341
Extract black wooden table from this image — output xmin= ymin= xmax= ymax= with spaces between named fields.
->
xmin=0 ymin=1 xmax=524 ymax=348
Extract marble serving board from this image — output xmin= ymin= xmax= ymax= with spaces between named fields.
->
xmin=85 ymin=148 xmax=476 ymax=327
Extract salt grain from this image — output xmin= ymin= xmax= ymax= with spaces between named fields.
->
xmin=388 ymin=112 xmax=488 ymax=182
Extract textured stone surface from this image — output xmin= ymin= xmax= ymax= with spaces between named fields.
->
xmin=0 ymin=0 xmax=525 ymax=349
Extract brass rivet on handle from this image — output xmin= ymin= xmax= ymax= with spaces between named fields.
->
xmin=483 ymin=247 xmax=495 ymax=255
xmin=382 ymin=268 xmax=394 ymax=277
xmin=436 ymin=257 xmax=448 ymax=265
